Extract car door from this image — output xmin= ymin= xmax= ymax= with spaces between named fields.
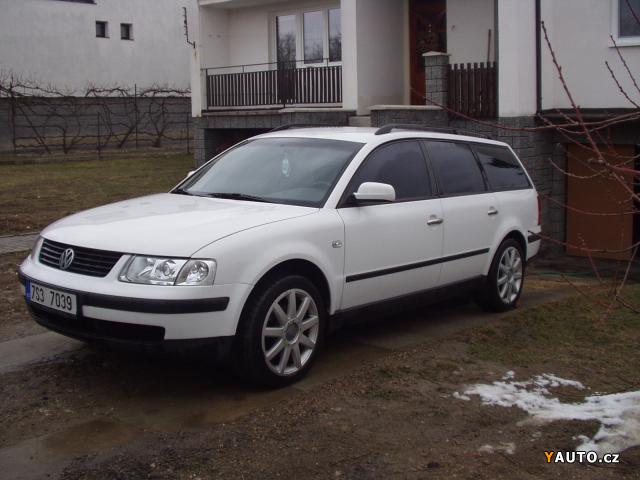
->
xmin=423 ymin=140 xmax=499 ymax=285
xmin=338 ymin=140 xmax=444 ymax=310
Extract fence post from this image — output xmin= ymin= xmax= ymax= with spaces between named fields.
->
xmin=186 ymin=114 xmax=190 ymax=154
xmin=134 ymin=83 xmax=139 ymax=149
xmin=423 ymin=51 xmax=450 ymax=108
xmin=96 ymin=113 xmax=101 ymax=160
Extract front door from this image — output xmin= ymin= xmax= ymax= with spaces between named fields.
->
xmin=338 ymin=140 xmax=444 ymax=309
xmin=409 ymin=0 xmax=447 ymax=105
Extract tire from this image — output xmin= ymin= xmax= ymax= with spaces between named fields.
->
xmin=232 ymin=274 xmax=326 ymax=388
xmin=475 ymin=238 xmax=525 ymax=312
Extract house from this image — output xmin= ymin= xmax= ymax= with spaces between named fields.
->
xmin=0 ymin=0 xmax=193 ymax=92
xmin=0 ymin=0 xmax=197 ymax=153
xmin=189 ymin=0 xmax=640 ymax=259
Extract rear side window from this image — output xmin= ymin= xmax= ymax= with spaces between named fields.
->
xmin=474 ymin=145 xmax=531 ymax=190
xmin=345 ymin=140 xmax=432 ymax=202
xmin=425 ymin=141 xmax=486 ymax=196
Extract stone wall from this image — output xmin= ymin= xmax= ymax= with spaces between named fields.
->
xmin=0 ymin=96 xmax=192 ymax=155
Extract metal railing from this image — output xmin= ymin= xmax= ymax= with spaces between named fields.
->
xmin=203 ymin=59 xmax=342 ymax=109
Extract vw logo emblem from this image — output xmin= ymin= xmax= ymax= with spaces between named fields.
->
xmin=59 ymin=248 xmax=75 ymax=270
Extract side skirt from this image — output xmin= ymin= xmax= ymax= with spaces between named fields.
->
xmin=329 ymin=276 xmax=485 ymax=332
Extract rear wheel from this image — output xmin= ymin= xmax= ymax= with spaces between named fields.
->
xmin=233 ymin=275 xmax=325 ymax=387
xmin=476 ymin=238 xmax=525 ymax=312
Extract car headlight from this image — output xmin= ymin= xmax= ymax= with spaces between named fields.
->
xmin=119 ymin=256 xmax=216 ymax=286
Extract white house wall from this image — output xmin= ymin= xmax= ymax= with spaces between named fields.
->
xmin=540 ymin=0 xmax=640 ymax=110
xmin=0 ymin=0 xmax=193 ymax=93
xmin=447 ymin=0 xmax=495 ymax=65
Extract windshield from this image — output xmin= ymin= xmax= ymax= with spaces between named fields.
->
xmin=176 ymin=137 xmax=363 ymax=207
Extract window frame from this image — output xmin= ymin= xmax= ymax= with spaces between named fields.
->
xmin=120 ymin=23 xmax=133 ymax=41
xmin=270 ymin=4 xmax=342 ymax=68
xmin=95 ymin=20 xmax=108 ymax=38
xmin=611 ymin=0 xmax=640 ymax=47
xmin=337 ymin=139 xmax=438 ymax=208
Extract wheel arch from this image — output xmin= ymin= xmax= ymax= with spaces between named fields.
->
xmin=244 ymin=258 xmax=332 ymax=317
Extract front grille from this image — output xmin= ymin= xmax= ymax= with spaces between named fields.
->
xmin=39 ymin=239 xmax=123 ymax=277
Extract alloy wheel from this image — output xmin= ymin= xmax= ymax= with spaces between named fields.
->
xmin=497 ymin=246 xmax=523 ymax=304
xmin=261 ymin=289 xmax=320 ymax=376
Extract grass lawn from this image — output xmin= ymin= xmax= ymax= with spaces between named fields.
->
xmin=0 ymin=153 xmax=193 ymax=236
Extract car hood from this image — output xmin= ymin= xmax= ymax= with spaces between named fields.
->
xmin=41 ymin=193 xmax=317 ymax=257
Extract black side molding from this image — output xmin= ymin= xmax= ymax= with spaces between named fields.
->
xmin=528 ymin=233 xmax=541 ymax=244
xmin=346 ymin=248 xmax=490 ymax=283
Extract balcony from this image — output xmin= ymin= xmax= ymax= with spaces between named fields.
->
xmin=203 ymin=60 xmax=342 ymax=110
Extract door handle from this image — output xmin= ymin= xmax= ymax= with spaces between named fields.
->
xmin=488 ymin=207 xmax=499 ymax=216
xmin=427 ymin=216 xmax=444 ymax=225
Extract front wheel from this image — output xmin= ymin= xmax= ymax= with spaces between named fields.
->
xmin=233 ymin=275 xmax=325 ymax=387
xmin=476 ymin=239 xmax=525 ymax=312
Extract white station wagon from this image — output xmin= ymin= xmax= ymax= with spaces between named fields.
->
xmin=19 ymin=125 xmax=541 ymax=386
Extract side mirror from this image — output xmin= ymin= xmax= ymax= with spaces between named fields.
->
xmin=352 ymin=182 xmax=396 ymax=203
xmin=186 ymin=170 xmax=196 ymax=178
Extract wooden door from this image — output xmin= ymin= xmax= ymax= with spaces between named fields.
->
xmin=566 ymin=144 xmax=635 ymax=260
xmin=409 ymin=0 xmax=446 ymax=105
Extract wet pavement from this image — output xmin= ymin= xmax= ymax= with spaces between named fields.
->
xmin=0 ymin=281 xmax=576 ymax=480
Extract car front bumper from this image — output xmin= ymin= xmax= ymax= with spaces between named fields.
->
xmin=19 ymin=255 xmax=252 ymax=344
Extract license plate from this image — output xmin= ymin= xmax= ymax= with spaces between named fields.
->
xmin=28 ymin=282 xmax=77 ymax=316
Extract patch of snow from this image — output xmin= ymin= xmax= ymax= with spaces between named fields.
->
xmin=478 ymin=442 xmax=516 ymax=455
xmin=452 ymin=391 xmax=470 ymax=401
xmin=502 ymin=370 xmax=516 ymax=380
xmin=459 ymin=374 xmax=640 ymax=455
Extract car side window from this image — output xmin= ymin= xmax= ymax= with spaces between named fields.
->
xmin=474 ymin=145 xmax=531 ymax=190
xmin=345 ymin=140 xmax=432 ymax=202
xmin=425 ymin=141 xmax=486 ymax=196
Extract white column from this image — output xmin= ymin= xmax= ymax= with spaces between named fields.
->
xmin=340 ymin=0 xmax=359 ymax=112
xmin=496 ymin=0 xmax=537 ymax=117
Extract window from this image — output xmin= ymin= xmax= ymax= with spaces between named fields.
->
xmin=120 ymin=23 xmax=133 ymax=40
xmin=474 ymin=145 xmax=530 ymax=191
xmin=304 ymin=11 xmax=324 ymax=63
xmin=273 ymin=8 xmax=341 ymax=64
xmin=346 ymin=141 xmax=432 ymax=202
xmin=328 ymin=8 xmax=342 ymax=62
xmin=425 ymin=141 xmax=486 ymax=196
xmin=277 ymin=15 xmax=297 ymax=64
xmin=619 ymin=0 xmax=640 ymax=38
xmin=95 ymin=21 xmax=108 ymax=38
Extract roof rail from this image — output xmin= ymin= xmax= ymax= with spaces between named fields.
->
xmin=269 ymin=123 xmax=334 ymax=133
xmin=374 ymin=123 xmax=492 ymax=139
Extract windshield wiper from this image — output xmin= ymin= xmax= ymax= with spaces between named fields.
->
xmin=172 ymin=188 xmax=195 ymax=196
xmin=205 ymin=192 xmax=273 ymax=203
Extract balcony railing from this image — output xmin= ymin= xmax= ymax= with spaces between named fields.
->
xmin=204 ymin=60 xmax=342 ymax=110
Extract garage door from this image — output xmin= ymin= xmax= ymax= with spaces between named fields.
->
xmin=566 ymin=144 xmax=636 ymax=260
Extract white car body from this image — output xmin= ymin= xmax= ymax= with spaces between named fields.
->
xmin=19 ymin=127 xmax=541 ymax=351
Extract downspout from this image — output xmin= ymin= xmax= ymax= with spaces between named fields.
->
xmin=535 ymin=0 xmax=542 ymax=114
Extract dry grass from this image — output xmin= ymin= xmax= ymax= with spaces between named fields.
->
xmin=0 ymin=153 xmax=193 ymax=236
